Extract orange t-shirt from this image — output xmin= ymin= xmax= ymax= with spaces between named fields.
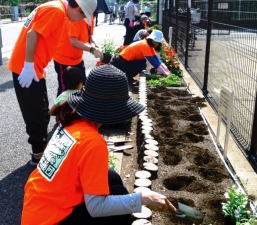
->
xmin=7 ymin=0 xmax=67 ymax=79
xmin=54 ymin=16 xmax=94 ymax=65
xmin=119 ymin=39 xmax=156 ymax=61
xmin=21 ymin=120 xmax=109 ymax=225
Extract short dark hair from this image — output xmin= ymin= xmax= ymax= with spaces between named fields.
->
xmin=146 ymin=38 xmax=162 ymax=52
xmin=63 ymin=66 xmax=84 ymax=90
xmin=56 ymin=102 xmax=82 ymax=127
xmin=67 ymin=0 xmax=79 ymax=8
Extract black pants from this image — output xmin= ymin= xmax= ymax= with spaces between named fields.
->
xmin=59 ymin=169 xmax=132 ymax=225
xmin=12 ymin=73 xmax=50 ymax=154
xmin=110 ymin=55 xmax=147 ymax=80
xmin=144 ymin=12 xmax=151 ymax=17
xmin=53 ymin=60 xmax=86 ymax=97
xmin=93 ymin=13 xmax=98 ymax=26
xmin=123 ymin=18 xmax=134 ymax=46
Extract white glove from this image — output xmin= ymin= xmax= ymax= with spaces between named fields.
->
xmin=18 ymin=62 xmax=39 ymax=88
xmin=157 ymin=63 xmax=170 ymax=76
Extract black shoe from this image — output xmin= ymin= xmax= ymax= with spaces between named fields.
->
xmin=30 ymin=152 xmax=43 ymax=167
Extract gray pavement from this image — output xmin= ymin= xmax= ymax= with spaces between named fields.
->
xmin=0 ymin=14 xmax=125 ymax=225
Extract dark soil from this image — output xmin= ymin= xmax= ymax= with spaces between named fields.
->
xmin=120 ymin=85 xmax=234 ymax=225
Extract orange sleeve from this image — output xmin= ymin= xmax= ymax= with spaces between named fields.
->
xmin=31 ymin=6 xmax=64 ymax=39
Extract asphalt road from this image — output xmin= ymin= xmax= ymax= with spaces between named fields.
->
xmin=0 ymin=14 xmax=125 ymax=225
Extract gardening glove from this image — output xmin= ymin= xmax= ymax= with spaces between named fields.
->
xmin=18 ymin=62 xmax=39 ymax=88
xmin=90 ymin=47 xmax=104 ymax=60
xmin=129 ymin=20 xmax=134 ymax=28
xmin=157 ymin=63 xmax=170 ymax=76
xmin=160 ymin=63 xmax=170 ymax=76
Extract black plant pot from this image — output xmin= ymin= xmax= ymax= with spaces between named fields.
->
xmin=150 ymin=67 xmax=157 ymax=74
xmin=102 ymin=53 xmax=112 ymax=64
xmin=224 ymin=216 xmax=236 ymax=225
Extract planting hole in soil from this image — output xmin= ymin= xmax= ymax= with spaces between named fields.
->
xmin=120 ymin=86 xmax=234 ymax=224
xmin=163 ymin=176 xmax=196 ymax=191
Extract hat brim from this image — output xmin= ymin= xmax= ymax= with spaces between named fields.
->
xmin=68 ymin=90 xmax=145 ymax=124
xmin=75 ymin=0 xmax=96 ymax=25
xmin=146 ymin=35 xmax=162 ymax=43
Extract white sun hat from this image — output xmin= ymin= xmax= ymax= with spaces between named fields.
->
xmin=146 ymin=30 xmax=163 ymax=43
xmin=75 ymin=0 xmax=97 ymax=25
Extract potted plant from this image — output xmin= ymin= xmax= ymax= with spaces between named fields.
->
xmin=222 ymin=185 xmax=257 ymax=225
xmin=8 ymin=0 xmax=21 ymax=21
xmin=100 ymin=38 xmax=118 ymax=64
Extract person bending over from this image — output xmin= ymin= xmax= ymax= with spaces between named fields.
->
xmin=133 ymin=27 xmax=152 ymax=42
xmin=111 ymin=30 xmax=170 ymax=82
xmin=53 ymin=15 xmax=101 ymax=97
xmin=7 ymin=0 xmax=97 ymax=166
xmin=129 ymin=15 xmax=150 ymax=45
xmin=50 ymin=66 xmax=84 ymax=116
xmin=21 ymin=65 xmax=176 ymax=225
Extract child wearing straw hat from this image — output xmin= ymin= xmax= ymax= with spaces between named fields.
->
xmin=21 ymin=65 xmax=176 ymax=225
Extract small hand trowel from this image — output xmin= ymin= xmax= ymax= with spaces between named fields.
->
xmin=174 ymin=202 xmax=203 ymax=224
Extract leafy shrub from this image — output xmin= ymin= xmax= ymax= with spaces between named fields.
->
xmin=222 ymin=185 xmax=257 ymax=224
xmin=109 ymin=155 xmax=119 ymax=172
xmin=150 ymin=24 xmax=162 ymax=31
xmin=147 ymin=74 xmax=181 ymax=87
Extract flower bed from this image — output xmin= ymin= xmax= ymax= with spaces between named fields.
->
xmin=159 ymin=41 xmax=183 ymax=77
xmin=146 ymin=40 xmax=183 ymax=87
xmin=136 ymin=85 xmax=235 ymax=224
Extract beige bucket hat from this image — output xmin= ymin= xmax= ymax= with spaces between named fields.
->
xmin=75 ymin=0 xmax=97 ymax=25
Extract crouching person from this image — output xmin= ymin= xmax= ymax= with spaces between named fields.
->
xmin=110 ymin=30 xmax=170 ymax=83
xmin=21 ymin=65 xmax=176 ymax=225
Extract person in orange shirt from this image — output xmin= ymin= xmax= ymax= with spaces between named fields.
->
xmin=21 ymin=65 xmax=176 ymax=225
xmin=53 ymin=14 xmax=102 ymax=96
xmin=110 ymin=30 xmax=170 ymax=82
xmin=7 ymin=0 xmax=98 ymax=166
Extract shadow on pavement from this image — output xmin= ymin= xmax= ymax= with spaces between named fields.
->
xmin=0 ymin=164 xmax=35 ymax=225
xmin=0 ymin=80 xmax=14 ymax=92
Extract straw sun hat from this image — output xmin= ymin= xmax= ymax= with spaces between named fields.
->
xmin=68 ymin=65 xmax=145 ymax=124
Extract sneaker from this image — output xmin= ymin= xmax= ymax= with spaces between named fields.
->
xmin=30 ymin=152 xmax=43 ymax=167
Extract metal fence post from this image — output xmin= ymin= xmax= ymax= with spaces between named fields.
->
xmin=0 ymin=27 xmax=3 ymax=66
xmin=168 ymin=27 xmax=173 ymax=46
xmin=185 ymin=1 xmax=190 ymax=67
xmin=175 ymin=0 xmax=178 ymax=51
xmin=202 ymin=0 xmax=213 ymax=93
xmin=249 ymin=92 xmax=257 ymax=157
